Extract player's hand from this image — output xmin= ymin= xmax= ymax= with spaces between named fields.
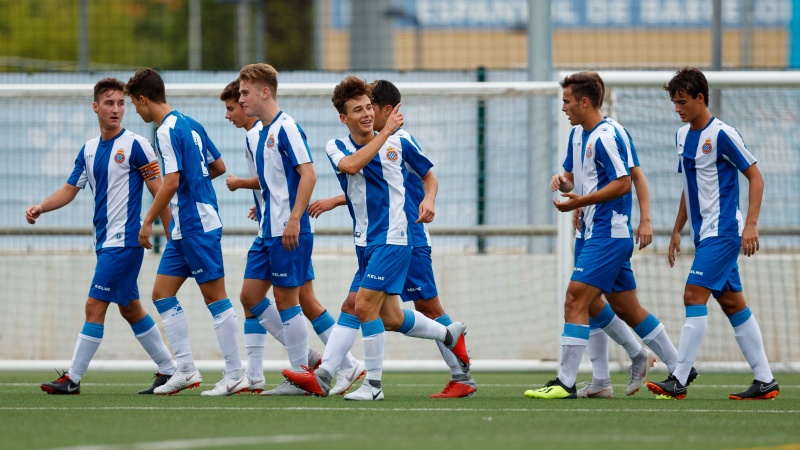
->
xmin=550 ymin=174 xmax=566 ymax=193
xmin=383 ymin=103 xmax=404 ymax=134
xmin=742 ymin=224 xmax=760 ymax=257
xmin=25 ymin=205 xmax=43 ymax=224
xmin=572 ymin=208 xmax=582 ymax=232
xmin=247 ymin=206 xmax=257 ymax=221
xmin=225 ymin=174 xmax=239 ymax=191
xmin=308 ymin=198 xmax=337 ymax=218
xmin=282 ymin=220 xmax=300 ymax=251
xmin=668 ymin=230 xmax=681 ymax=267
xmin=636 ymin=220 xmax=653 ymax=250
xmin=417 ymin=198 xmax=435 ymax=223
xmin=139 ymin=222 xmax=154 ymax=250
xmin=553 ymin=192 xmax=583 ymax=212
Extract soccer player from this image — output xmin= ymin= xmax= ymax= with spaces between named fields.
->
xmin=646 ymin=67 xmax=779 ymax=400
xmin=282 ymin=76 xmax=469 ymax=401
xmin=306 ymin=79 xmax=476 ymax=398
xmin=126 ymin=68 xmax=247 ymax=396
xmin=30 ymin=78 xmax=177 ymax=395
xmin=233 ymin=63 xmax=320 ymax=395
xmin=220 ymin=78 xmax=362 ymax=395
xmin=525 ymin=72 xmax=638 ymax=399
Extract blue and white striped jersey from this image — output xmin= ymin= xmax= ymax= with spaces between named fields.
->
xmin=244 ymin=120 xmax=264 ymax=226
xmin=326 ymin=128 xmax=434 ymax=247
xmin=156 ymin=110 xmax=222 ymax=240
xmin=562 ymin=119 xmax=632 ymax=240
xmin=564 ymin=116 xmax=638 ymax=239
xmin=401 ymin=131 xmax=433 ymax=248
xmin=67 ymin=128 xmax=160 ymax=250
xmin=252 ymin=111 xmax=314 ymax=238
xmin=675 ymin=117 xmax=756 ymax=244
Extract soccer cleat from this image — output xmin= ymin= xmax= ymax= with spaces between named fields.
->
xmin=329 ymin=361 xmax=366 ymax=395
xmin=576 ymin=379 xmax=613 ymax=399
xmin=686 ymin=367 xmax=699 ymax=386
xmin=729 ymin=379 xmax=780 ymax=400
xmin=261 ymin=379 xmax=311 ymax=396
xmin=247 ymin=376 xmax=266 ymax=394
xmin=524 ymin=378 xmax=577 ymax=399
xmin=153 ymin=370 xmax=202 ymax=395
xmin=646 ymin=374 xmax=687 ymax=400
xmin=200 ymin=372 xmax=249 ymax=396
xmin=282 ymin=367 xmax=331 ymax=396
xmin=430 ymin=378 xmax=477 ymax=398
xmin=344 ymin=380 xmax=384 ymax=401
xmin=626 ymin=349 xmax=656 ymax=396
xmin=138 ymin=373 xmax=171 ymax=394
xmin=445 ymin=322 xmax=471 ymax=373
xmin=307 ymin=348 xmax=322 ymax=370
xmin=40 ymin=370 xmax=80 ymax=395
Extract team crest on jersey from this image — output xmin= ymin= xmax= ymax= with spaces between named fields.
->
xmin=586 ymin=143 xmax=593 ymax=158
xmin=702 ymin=138 xmax=712 ymax=154
xmin=266 ymin=134 xmax=275 ymax=149
xmin=386 ymin=147 xmax=398 ymax=161
xmin=114 ymin=149 xmax=125 ymax=164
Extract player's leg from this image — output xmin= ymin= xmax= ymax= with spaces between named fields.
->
xmin=300 ymin=279 xmax=355 ymax=372
xmin=118 ymin=299 xmax=177 ymax=394
xmin=579 ymin=298 xmax=614 ymax=398
xmin=344 ymin=286 xmax=388 ymax=401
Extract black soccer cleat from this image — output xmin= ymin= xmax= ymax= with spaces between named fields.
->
xmin=646 ymin=374 xmax=687 ymax=400
xmin=41 ymin=370 xmax=80 ymax=395
xmin=686 ymin=367 xmax=699 ymax=386
xmin=729 ymin=379 xmax=779 ymax=400
xmin=138 ymin=373 xmax=172 ymax=394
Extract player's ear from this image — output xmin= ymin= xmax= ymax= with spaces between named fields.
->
xmin=339 ymin=113 xmax=347 ymax=124
xmin=92 ymin=102 xmax=99 ymax=113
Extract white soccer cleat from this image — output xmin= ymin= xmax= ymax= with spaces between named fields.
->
xmin=247 ymin=376 xmax=266 ymax=394
xmin=577 ymin=379 xmax=614 ymax=398
xmin=626 ymin=348 xmax=656 ymax=396
xmin=329 ymin=360 xmax=366 ymax=395
xmin=201 ymin=372 xmax=249 ymax=396
xmin=153 ymin=370 xmax=203 ymax=395
xmin=261 ymin=379 xmax=311 ymax=396
xmin=344 ymin=380 xmax=384 ymax=401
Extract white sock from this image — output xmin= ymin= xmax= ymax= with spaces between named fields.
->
xmin=155 ymin=297 xmax=196 ymax=374
xmin=244 ymin=317 xmax=266 ymax=379
xmin=733 ymin=313 xmax=774 ymax=382
xmin=68 ymin=322 xmax=104 ymax=384
xmin=588 ymin=328 xmax=610 ymax=381
xmin=401 ymin=310 xmax=447 ymax=341
xmin=252 ymin=298 xmax=286 ymax=345
xmin=558 ymin=338 xmax=587 ymax=388
xmin=641 ymin=323 xmax=678 ymax=373
xmin=207 ymin=299 xmax=243 ymax=379
xmin=132 ymin=316 xmax=176 ymax=376
xmin=602 ymin=315 xmax=642 ymax=359
xmin=319 ymin=323 xmax=359 ymax=376
xmin=674 ymin=306 xmax=708 ymax=385
xmin=280 ymin=306 xmax=309 ymax=371
xmin=362 ymin=321 xmax=386 ymax=382
xmin=434 ymin=314 xmax=464 ymax=377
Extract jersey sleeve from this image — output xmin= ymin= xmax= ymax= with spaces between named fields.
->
xmin=203 ymin=130 xmax=221 ymax=164
xmin=718 ymin=128 xmax=756 ymax=173
xmin=399 ymin=136 xmax=433 ymax=178
xmin=66 ymin=146 xmax=88 ymax=189
xmin=244 ymin=135 xmax=258 ymax=178
xmin=156 ymin=126 xmax=182 ymax=175
xmin=326 ymin=139 xmax=349 ymax=174
xmin=279 ymin=123 xmax=313 ymax=166
xmin=596 ymin=133 xmax=629 ymax=180
xmin=624 ymin=129 xmax=640 ymax=168
xmin=562 ymin=128 xmax=576 ymax=173
xmin=130 ymin=138 xmax=161 ymax=181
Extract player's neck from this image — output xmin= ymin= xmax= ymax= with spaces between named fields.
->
xmin=100 ymin=125 xmax=123 ymax=141
xmin=245 ymin=117 xmax=259 ymax=131
xmin=350 ymin=129 xmax=374 ymax=146
xmin=257 ymin=100 xmax=281 ymax=126
xmin=581 ymin=110 xmax=605 ymax=131
xmin=689 ymin=110 xmax=713 ymax=130
xmin=150 ymin=102 xmax=173 ymax=125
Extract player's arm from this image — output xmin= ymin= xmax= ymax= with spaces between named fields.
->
xmin=140 ymin=172 xmax=179 ymax=249
xmin=283 ymin=162 xmax=316 ymax=250
xmin=337 ymin=104 xmax=403 ymax=175
xmin=630 ymin=166 xmax=652 ymax=250
xmin=144 ymin=176 xmax=172 ymax=238
xmin=550 ymin=171 xmax=574 ymax=193
xmin=226 ymin=174 xmax=260 ymax=191
xmin=741 ymin=163 xmax=763 ymax=257
xmin=308 ymin=194 xmax=346 ymax=218
xmin=25 ymin=184 xmax=80 ymax=224
xmin=208 ymin=158 xmax=226 ymax=180
xmin=553 ymin=176 xmax=630 ymax=212
xmin=668 ymin=193 xmax=688 ymax=267
xmin=417 ymin=170 xmax=438 ymax=224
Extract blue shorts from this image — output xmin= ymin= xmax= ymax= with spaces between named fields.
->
xmin=688 ymin=236 xmax=743 ymax=298
xmin=354 ymin=244 xmax=412 ymax=295
xmin=574 ymin=237 xmax=585 ymax=264
xmin=243 ymin=233 xmax=313 ymax=288
xmin=571 ymin=238 xmax=634 ymax=293
xmin=157 ymin=229 xmax=225 ymax=284
xmin=89 ymin=247 xmax=144 ymax=306
xmin=401 ymin=246 xmax=438 ymax=302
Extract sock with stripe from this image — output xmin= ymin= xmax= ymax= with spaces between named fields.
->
xmin=154 ymin=296 xmax=196 ymax=374
xmin=131 ymin=314 xmax=176 ymax=376
xmin=68 ymin=322 xmax=104 ymax=384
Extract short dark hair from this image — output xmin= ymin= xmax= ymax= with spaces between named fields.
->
xmin=370 ymin=79 xmax=401 ymax=108
xmin=559 ymin=71 xmax=604 ymax=108
xmin=220 ymin=80 xmax=240 ymax=102
xmin=93 ymin=78 xmax=125 ymax=102
xmin=331 ymin=75 xmax=371 ymax=114
xmin=664 ymin=67 xmax=709 ymax=106
xmin=125 ymin=68 xmax=167 ymax=103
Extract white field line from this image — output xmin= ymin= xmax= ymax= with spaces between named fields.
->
xmin=40 ymin=434 xmax=348 ymax=450
xmin=1 ymin=406 xmax=797 ymax=413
